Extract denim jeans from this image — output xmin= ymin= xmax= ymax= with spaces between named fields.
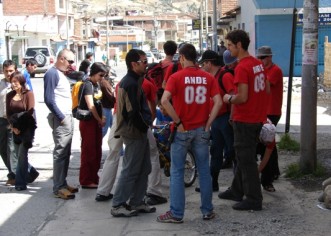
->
xmin=210 ymin=113 xmax=235 ymax=182
xmin=47 ymin=113 xmax=74 ymax=193
xmin=170 ymin=127 xmax=213 ymax=219
xmin=231 ymin=121 xmax=263 ymax=204
xmin=102 ymin=108 xmax=113 ymax=138
xmin=13 ymin=138 xmax=29 ymax=188
xmin=0 ymin=117 xmax=17 ymax=179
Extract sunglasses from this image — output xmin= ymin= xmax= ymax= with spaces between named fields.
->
xmin=64 ymin=57 xmax=74 ymax=64
xmin=258 ymin=56 xmax=269 ymax=60
xmin=137 ymin=59 xmax=148 ymax=64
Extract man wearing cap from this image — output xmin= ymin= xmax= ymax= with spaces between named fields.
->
xmin=257 ymin=46 xmax=283 ymax=191
xmin=219 ymin=30 xmax=268 ymax=211
xmin=196 ymin=50 xmax=236 ymax=193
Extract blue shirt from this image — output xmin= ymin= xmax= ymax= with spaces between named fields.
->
xmin=22 ymin=68 xmax=33 ymax=91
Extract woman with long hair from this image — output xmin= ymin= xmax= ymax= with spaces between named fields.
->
xmin=6 ymin=72 xmax=37 ymax=191
xmin=79 ymin=62 xmax=107 ymax=188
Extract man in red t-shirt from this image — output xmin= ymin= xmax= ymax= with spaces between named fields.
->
xmin=197 ymin=50 xmax=236 ymax=193
xmin=219 ymin=30 xmax=268 ymax=211
xmin=157 ymin=44 xmax=222 ymax=223
xmin=256 ymin=46 xmax=283 ymax=191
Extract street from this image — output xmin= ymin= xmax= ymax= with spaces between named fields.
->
xmin=1 ymin=61 xmax=331 ymax=236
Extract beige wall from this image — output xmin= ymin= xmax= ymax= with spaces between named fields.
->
xmin=324 ymin=36 xmax=331 ymax=88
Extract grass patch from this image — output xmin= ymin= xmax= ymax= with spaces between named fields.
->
xmin=285 ymin=162 xmax=327 ymax=179
xmin=278 ymin=133 xmax=300 ymax=152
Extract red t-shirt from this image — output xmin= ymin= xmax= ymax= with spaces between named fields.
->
xmin=232 ymin=56 xmax=268 ymax=123
xmin=266 ymin=64 xmax=283 ymax=116
xmin=213 ymin=68 xmax=235 ymax=116
xmin=165 ymin=67 xmax=220 ymax=130
xmin=164 ymin=62 xmax=183 ymax=83
xmin=142 ymin=78 xmax=157 ymax=103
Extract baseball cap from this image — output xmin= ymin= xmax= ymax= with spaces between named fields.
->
xmin=257 ymin=46 xmax=273 ymax=57
xmin=223 ymin=50 xmax=237 ymax=65
xmin=198 ymin=50 xmax=219 ymax=64
xmin=259 ymin=122 xmax=276 ymax=143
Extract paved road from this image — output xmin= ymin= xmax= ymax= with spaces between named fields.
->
xmin=1 ymin=62 xmax=331 ymax=236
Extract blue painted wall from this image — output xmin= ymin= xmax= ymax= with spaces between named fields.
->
xmin=253 ymin=0 xmax=304 ymax=8
xmin=255 ymin=14 xmax=293 ymax=76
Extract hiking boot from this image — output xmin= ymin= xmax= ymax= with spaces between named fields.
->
xmin=66 ymin=185 xmax=79 ymax=193
xmin=218 ymin=188 xmax=242 ymax=202
xmin=27 ymin=168 xmax=39 ymax=184
xmin=5 ymin=178 xmax=15 ymax=186
xmin=203 ymin=211 xmax=216 ymax=220
xmin=54 ymin=188 xmax=75 ymax=200
xmin=131 ymin=203 xmax=156 ymax=213
xmin=95 ymin=193 xmax=113 ymax=202
xmin=157 ymin=211 xmax=183 ymax=224
xmin=145 ymin=193 xmax=167 ymax=205
xmin=111 ymin=204 xmax=138 ymax=217
xmin=232 ymin=200 xmax=262 ymax=211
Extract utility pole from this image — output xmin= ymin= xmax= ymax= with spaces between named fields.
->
xmin=300 ymin=0 xmax=319 ymax=173
xmin=212 ymin=0 xmax=217 ymax=51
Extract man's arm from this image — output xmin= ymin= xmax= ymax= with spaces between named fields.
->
xmin=223 ymin=83 xmax=248 ymax=105
xmin=205 ymin=94 xmax=222 ymax=131
xmin=43 ymin=70 xmax=66 ymax=122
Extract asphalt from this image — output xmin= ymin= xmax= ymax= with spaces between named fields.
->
xmin=1 ymin=65 xmax=331 ymax=235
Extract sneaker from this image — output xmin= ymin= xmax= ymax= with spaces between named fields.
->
xmin=145 ymin=193 xmax=167 ymax=205
xmin=131 ymin=203 xmax=156 ymax=213
xmin=195 ymin=186 xmax=219 ymax=193
xmin=111 ymin=204 xmax=138 ymax=217
xmin=66 ymin=185 xmax=79 ymax=193
xmin=27 ymin=168 xmax=39 ymax=184
xmin=157 ymin=211 xmax=183 ymax=224
xmin=232 ymin=200 xmax=262 ymax=211
xmin=5 ymin=179 xmax=15 ymax=186
xmin=54 ymin=188 xmax=75 ymax=200
xmin=218 ymin=188 xmax=242 ymax=202
xmin=203 ymin=211 xmax=216 ymax=220
xmin=95 ymin=193 xmax=113 ymax=202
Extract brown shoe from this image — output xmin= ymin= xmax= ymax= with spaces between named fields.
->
xmin=66 ymin=185 xmax=79 ymax=193
xmin=5 ymin=179 xmax=15 ymax=186
xmin=54 ymin=188 xmax=75 ymax=200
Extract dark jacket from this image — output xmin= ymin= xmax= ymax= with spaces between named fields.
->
xmin=114 ymin=70 xmax=151 ymax=139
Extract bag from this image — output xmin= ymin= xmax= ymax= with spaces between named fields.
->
xmin=145 ymin=62 xmax=165 ymax=90
xmin=72 ymin=80 xmax=83 ymax=118
xmin=259 ymin=121 xmax=276 ymax=143
xmin=217 ymin=67 xmax=234 ymax=93
xmin=72 ymin=82 xmax=92 ymax=120
xmin=75 ymin=108 xmax=92 ymax=120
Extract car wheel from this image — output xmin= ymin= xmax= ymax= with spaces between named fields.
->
xmin=34 ymin=53 xmax=47 ymax=67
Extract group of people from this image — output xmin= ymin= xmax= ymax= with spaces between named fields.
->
xmin=0 ymin=29 xmax=283 ymax=224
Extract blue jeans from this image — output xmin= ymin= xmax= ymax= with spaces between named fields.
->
xmin=170 ymin=127 xmax=213 ymax=219
xmin=13 ymin=139 xmax=29 ymax=188
xmin=0 ymin=118 xmax=17 ymax=179
xmin=210 ymin=113 xmax=235 ymax=183
xmin=47 ymin=113 xmax=74 ymax=193
xmin=102 ymin=108 xmax=113 ymax=138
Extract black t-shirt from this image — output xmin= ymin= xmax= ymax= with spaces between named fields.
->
xmin=78 ymin=80 xmax=102 ymax=117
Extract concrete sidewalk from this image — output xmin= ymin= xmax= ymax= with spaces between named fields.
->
xmin=1 ymin=75 xmax=331 ymax=236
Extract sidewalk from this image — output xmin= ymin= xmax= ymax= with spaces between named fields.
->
xmin=1 ymin=76 xmax=331 ymax=236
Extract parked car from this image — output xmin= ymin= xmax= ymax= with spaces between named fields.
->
xmin=22 ymin=46 xmax=56 ymax=77
xmin=146 ymin=51 xmax=156 ymax=63
xmin=151 ymin=48 xmax=159 ymax=59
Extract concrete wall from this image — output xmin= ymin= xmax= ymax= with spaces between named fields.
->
xmin=324 ymin=36 xmax=331 ymax=88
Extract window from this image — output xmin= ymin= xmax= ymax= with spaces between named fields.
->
xmin=59 ymin=0 xmax=64 ymax=9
